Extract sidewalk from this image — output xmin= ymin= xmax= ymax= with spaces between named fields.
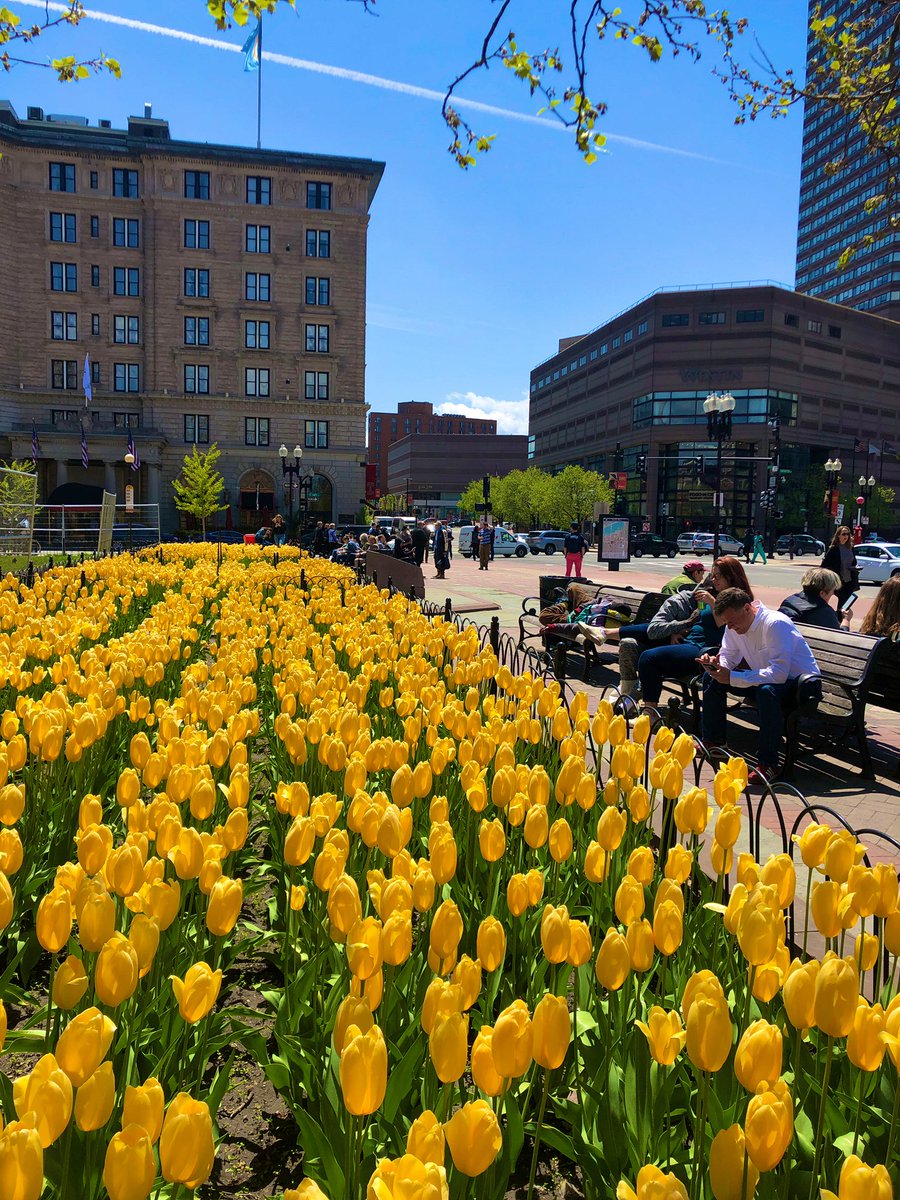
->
xmin=423 ymin=552 xmax=900 ymax=867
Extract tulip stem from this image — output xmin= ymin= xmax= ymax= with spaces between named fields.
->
xmin=741 ymin=965 xmax=757 ymax=1035
xmin=802 ymin=866 xmax=812 ymax=959
xmin=526 ymin=1067 xmax=552 ymax=1200
xmin=808 ymin=1035 xmax=834 ymax=1200
xmin=689 ymin=1070 xmax=709 ymax=1200
xmin=45 ymin=952 xmax=57 ymax=1047
xmin=851 ymin=1068 xmax=866 ymax=1155
xmin=885 ymin=1066 xmax=900 ymax=1167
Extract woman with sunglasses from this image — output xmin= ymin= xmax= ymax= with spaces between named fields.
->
xmin=821 ymin=525 xmax=858 ymax=614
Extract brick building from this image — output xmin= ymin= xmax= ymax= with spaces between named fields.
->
xmin=367 ymin=401 xmax=497 ymax=496
xmin=387 ymin=433 xmax=528 ymax=517
xmin=0 ymin=101 xmax=384 ymax=531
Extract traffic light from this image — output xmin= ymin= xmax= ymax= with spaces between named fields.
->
xmin=482 ymin=475 xmax=491 ymax=501
xmin=636 ymin=453 xmax=647 ymax=477
xmin=695 ymin=457 xmax=705 ymax=479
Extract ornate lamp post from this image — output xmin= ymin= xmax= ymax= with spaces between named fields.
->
xmin=703 ymin=391 xmax=735 ymax=560
xmin=824 ymin=457 xmax=842 ymax=534
xmin=858 ymin=473 xmax=876 ymax=529
xmin=279 ymin=444 xmax=311 ymax=536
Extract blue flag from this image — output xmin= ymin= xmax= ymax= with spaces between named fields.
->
xmin=83 ymin=352 xmax=92 ymax=406
xmin=242 ymin=20 xmax=261 ymax=71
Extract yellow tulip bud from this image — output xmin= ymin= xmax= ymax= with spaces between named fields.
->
xmin=532 ymin=993 xmax=570 ymax=1070
xmin=340 ymin=1023 xmax=388 ymax=1115
xmin=443 ymin=1100 xmax=502 ymax=1177
xmin=170 ymin=961 xmax=222 ymax=1024
xmin=159 ymin=1093 xmax=215 ymax=1189
xmin=635 ymin=1006 xmax=686 ymax=1066
xmin=744 ymin=1078 xmax=793 ymax=1172
xmin=13 ymin=1053 xmax=73 ymax=1147
xmin=709 ymin=1124 xmax=759 ymax=1200
xmin=75 ymin=1061 xmax=115 ymax=1132
xmin=122 ymin=1077 xmax=165 ymax=1144
xmin=103 ymin=1125 xmax=156 ymax=1200
xmin=595 ymin=928 xmax=630 ymax=992
xmin=492 ymin=999 xmax=533 ymax=1078
xmin=734 ymin=1020 xmax=783 ymax=1093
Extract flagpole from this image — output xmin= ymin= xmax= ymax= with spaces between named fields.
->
xmin=256 ymin=13 xmax=263 ymax=151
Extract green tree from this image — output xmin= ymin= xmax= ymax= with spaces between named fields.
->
xmin=0 ymin=460 xmax=38 ymax=548
xmin=172 ymin=444 xmax=226 ymax=540
xmin=866 ymin=484 xmax=896 ymax=533
xmin=377 ymin=492 xmax=406 ymax=515
xmin=492 ymin=467 xmax=552 ymax=529
xmin=458 ymin=478 xmax=487 ymax=519
xmin=545 ymin=465 xmax=612 ymax=527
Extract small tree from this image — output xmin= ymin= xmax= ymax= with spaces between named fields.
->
xmin=546 ymin=465 xmax=613 ymax=528
xmin=0 ymin=460 xmax=38 ymax=550
xmin=172 ymin=444 xmax=226 ymax=541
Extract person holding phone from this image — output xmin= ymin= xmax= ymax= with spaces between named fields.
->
xmin=778 ymin=567 xmax=851 ymax=631
xmin=821 ymin=526 xmax=858 ymax=614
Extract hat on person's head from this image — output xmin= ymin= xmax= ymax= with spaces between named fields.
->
xmin=684 ymin=560 xmax=704 ymax=573
xmin=570 ymin=522 xmax=578 ymax=530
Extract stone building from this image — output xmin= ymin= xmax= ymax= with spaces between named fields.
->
xmin=0 ymin=101 xmax=384 ymax=532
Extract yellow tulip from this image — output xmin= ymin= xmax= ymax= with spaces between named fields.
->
xmin=567 ymin=919 xmax=593 ymax=968
xmin=95 ymin=931 xmax=140 ymax=1008
xmin=491 ymin=1000 xmax=533 ymax=1079
xmin=443 ymin=1100 xmax=502 ymax=1177
xmin=52 ymin=954 xmax=89 ymax=1010
xmin=36 ymin=887 xmax=72 ymax=953
xmin=430 ymin=1011 xmax=468 ymax=1083
xmin=617 ymin=1164 xmax=688 ymax=1200
xmin=744 ymin=1079 xmax=793 ymax=1172
xmin=55 ymin=1006 xmax=116 ymax=1087
xmin=792 ymin=821 xmax=831 ymax=869
xmin=635 ymin=1007 xmax=685 ymax=1066
xmin=595 ymin=928 xmax=630 ymax=991
xmin=406 ymin=1109 xmax=445 ymax=1165
xmin=685 ymin=993 xmax=733 ymax=1073
xmin=13 ymin=1053 xmax=73 ymax=1147
xmin=367 ymin=1155 xmax=448 ymax=1198
xmin=709 ymin=1125 xmax=759 ymax=1200
xmin=814 ymin=955 xmax=859 ymax=1038
xmin=75 ymin=1061 xmax=116 ymax=1132
xmin=159 ymin=1093 xmax=215 ymax=1189
xmin=471 ymin=1026 xmax=506 ymax=1097
xmin=340 ymin=1023 xmax=388 ymax=1115
xmin=478 ymin=818 xmax=506 ymax=863
xmin=170 ymin=961 xmax=222 ymax=1023
xmin=347 ymin=916 xmax=384 ymax=981
xmin=532 ymin=993 xmax=570 ymax=1070
xmin=820 ymin=1155 xmax=893 ymax=1200
xmin=122 ymin=1077 xmax=165 ymax=1144
xmin=846 ymin=998 xmax=886 ymax=1072
xmin=0 ymin=1113 xmax=45 ymax=1200
xmin=734 ymin=1020 xmax=783 ymax=1093
xmin=540 ymin=903 xmax=571 ymax=964
xmin=285 ymin=1180 xmax=330 ymax=1200
xmin=614 ymin=875 xmax=645 ymax=926
xmin=476 ymin=916 xmax=506 ymax=973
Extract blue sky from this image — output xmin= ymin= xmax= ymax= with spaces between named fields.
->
xmin=6 ymin=1 xmax=808 ymax=433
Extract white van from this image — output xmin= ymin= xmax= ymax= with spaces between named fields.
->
xmin=457 ymin=525 xmax=528 ymax=557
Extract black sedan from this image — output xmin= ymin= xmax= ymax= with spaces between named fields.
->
xmin=631 ymin=533 xmax=678 ymax=558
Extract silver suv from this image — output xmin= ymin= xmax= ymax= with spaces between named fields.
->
xmin=526 ymin=530 xmax=571 ymax=555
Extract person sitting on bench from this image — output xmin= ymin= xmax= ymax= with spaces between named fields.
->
xmin=698 ymin=587 xmax=820 ymax=785
xmin=778 ymin=567 xmax=851 ymax=631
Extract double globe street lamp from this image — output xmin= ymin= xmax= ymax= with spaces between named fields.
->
xmin=279 ymin=444 xmax=312 ymax=535
xmin=858 ymin=473 xmax=876 ymax=528
xmin=824 ymin=457 xmax=842 ymax=533
xmin=703 ymin=391 xmax=735 ymax=560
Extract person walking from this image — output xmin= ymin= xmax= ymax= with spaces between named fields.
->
xmin=751 ymin=530 xmax=767 ymax=564
xmin=787 ymin=532 xmax=796 ymax=561
xmin=410 ymin=521 xmax=429 ymax=566
xmin=478 ymin=521 xmax=492 ymax=570
xmin=563 ymin=522 xmax=589 ymax=577
xmin=489 ymin=523 xmax=496 ymax=561
xmin=433 ymin=521 xmax=450 ymax=580
xmin=742 ymin=529 xmax=754 ymax=564
xmin=821 ymin=525 xmax=859 ymax=614
xmin=312 ymin=521 xmax=328 ymax=557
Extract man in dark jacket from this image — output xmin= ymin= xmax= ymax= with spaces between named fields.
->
xmin=778 ymin=567 xmax=851 ymax=631
xmin=410 ymin=522 xmax=429 ymax=566
xmin=433 ymin=522 xmax=449 ymax=579
xmin=312 ymin=521 xmax=328 ymax=557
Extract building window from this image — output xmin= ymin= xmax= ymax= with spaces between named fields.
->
xmin=89 ymin=170 xmax=99 ymax=190
xmin=589 ymin=349 xmax=598 ymax=361
xmin=245 ymin=367 xmax=270 ymax=397
xmin=91 ymin=360 xmax=101 ymax=387
xmin=184 ymin=268 xmax=210 ymax=298
xmin=637 ymin=320 xmax=648 ymax=335
xmin=184 ymin=171 xmax=210 ymax=200
xmin=114 ymin=363 xmax=140 ymax=393
xmin=699 ymin=311 xmax=726 ymax=325
xmin=114 ymin=267 xmax=140 ymax=296
xmin=600 ymin=344 xmax=608 ymax=356
xmin=184 ymin=414 xmax=209 ymax=444
xmin=306 ymin=276 xmax=331 ymax=305
xmin=736 ymin=309 xmax=764 ymax=323
xmin=807 ymin=319 xmax=823 ymax=333
xmin=245 ymin=272 xmax=270 ymax=301
xmin=306 ymin=182 xmax=332 ymax=210
xmin=114 ymin=315 xmax=140 ymax=344
xmin=52 ymin=409 xmax=78 ymax=423
xmin=305 ymin=419 xmax=328 ymax=448
xmin=245 ymin=224 xmax=270 ymax=253
xmin=245 ymin=417 xmax=270 ymax=446
xmin=184 ymin=365 xmax=210 ymax=395
xmin=90 ymin=215 xmax=100 ymax=239
xmin=113 ymin=169 xmax=139 ymax=198
xmin=49 ymin=162 xmax=76 ymax=192
xmin=91 ymin=265 xmax=100 ymax=288
xmin=51 ymin=262 xmax=78 ymax=292
xmin=305 ymin=323 xmax=330 ymax=352
xmin=184 ymin=219 xmax=210 ymax=249
xmin=51 ymin=311 xmax=78 ymax=340
xmin=245 ymin=320 xmax=270 ymax=350
xmin=304 ymin=370 xmax=329 ymax=401
xmin=306 ymin=229 xmax=331 ymax=257
xmin=612 ymin=336 xmax=621 ymax=349
xmin=828 ymin=324 xmax=842 ymax=339
xmin=113 ymin=217 xmax=140 ymax=248
xmin=662 ymin=313 xmax=690 ymax=327
xmin=51 ymin=359 xmax=78 ymax=389
xmin=49 ymin=212 xmax=77 ymax=242
xmin=184 ymin=317 xmax=209 ymax=346
xmin=114 ymin=412 xmax=141 ymax=428
xmin=246 ymin=176 xmax=271 ymax=205
xmin=624 ymin=329 xmax=633 ymax=342
xmin=91 ymin=314 xmax=100 ymax=336
xmin=784 ymin=313 xmax=799 ymax=327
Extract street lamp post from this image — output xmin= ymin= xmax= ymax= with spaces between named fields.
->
xmin=279 ymin=444 xmax=312 ymax=538
xmin=703 ymin=391 xmax=735 ymax=560
xmin=858 ymin=473 xmax=876 ymax=528
xmin=824 ymin=457 xmax=842 ymax=535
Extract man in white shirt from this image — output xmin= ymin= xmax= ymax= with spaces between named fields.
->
xmin=697 ymin=587 xmax=821 ymax=782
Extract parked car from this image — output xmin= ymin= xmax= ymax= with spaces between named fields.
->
xmin=675 ymin=531 xmax=744 ymax=555
xmin=203 ymin=529 xmax=245 ymax=544
xmin=457 ymin=525 xmax=528 ymax=557
xmin=774 ymin=534 xmax=826 ymax=557
xmin=631 ymin=533 xmax=678 ymax=559
xmin=525 ymin=530 xmax=572 ymax=555
xmin=854 ymin=542 xmax=900 ymax=583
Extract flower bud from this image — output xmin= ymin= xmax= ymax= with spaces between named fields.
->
xmin=443 ymin=1100 xmax=502 ymax=1177
xmin=159 ymin=1093 xmax=215 ymax=1189
xmin=339 ymin=1024 xmax=388 ymax=1115
xmin=734 ymin=1020 xmax=783 ymax=1093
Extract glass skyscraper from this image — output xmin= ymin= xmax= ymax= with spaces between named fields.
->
xmin=795 ymin=0 xmax=899 ymax=318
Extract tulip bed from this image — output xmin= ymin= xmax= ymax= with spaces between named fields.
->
xmin=0 ymin=546 xmax=898 ymax=1200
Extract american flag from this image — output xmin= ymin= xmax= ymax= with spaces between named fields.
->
xmin=127 ymin=429 xmax=140 ymax=471
xmin=81 ymin=425 xmax=89 ymax=469
xmin=31 ymin=424 xmax=41 ymax=465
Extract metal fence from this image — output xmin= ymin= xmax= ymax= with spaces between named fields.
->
xmin=26 ymin=503 xmax=161 ymax=556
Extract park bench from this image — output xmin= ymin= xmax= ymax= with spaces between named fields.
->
xmin=518 ymin=583 xmax=665 ymax=681
xmin=687 ymin=626 xmax=886 ymax=778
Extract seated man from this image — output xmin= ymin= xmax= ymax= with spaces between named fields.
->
xmin=662 ymin=560 xmax=706 ymax=596
xmin=778 ymin=567 xmax=850 ymax=631
xmin=698 ymin=587 xmax=821 ymax=784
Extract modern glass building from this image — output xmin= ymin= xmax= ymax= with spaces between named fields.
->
xmin=795 ymin=0 xmax=900 ymax=319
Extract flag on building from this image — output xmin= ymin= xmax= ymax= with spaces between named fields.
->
xmin=81 ymin=425 xmax=89 ymax=470
xmin=854 ymin=439 xmax=866 ymax=452
xmin=31 ymin=424 xmax=41 ymax=465
xmin=242 ymin=20 xmax=261 ymax=71
xmin=127 ymin=429 xmax=140 ymax=471
xmin=868 ymin=442 xmax=881 ymax=455
xmin=83 ymin=353 xmax=92 ymax=406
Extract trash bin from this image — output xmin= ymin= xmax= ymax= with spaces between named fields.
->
xmin=539 ymin=575 xmax=594 ymax=609
xmin=243 ymin=533 xmax=256 ymax=545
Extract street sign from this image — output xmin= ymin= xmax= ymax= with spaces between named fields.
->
xmin=609 ymin=471 xmax=627 ymax=492
xmin=642 ymin=521 xmax=651 ymax=532
xmin=861 ymin=515 xmax=870 ymax=525
xmin=364 ymin=464 xmax=377 ymax=501
xmin=125 ymin=484 xmax=135 ymax=514
xmin=474 ymin=502 xmax=493 ymax=512
xmin=836 ymin=503 xmax=844 ymax=520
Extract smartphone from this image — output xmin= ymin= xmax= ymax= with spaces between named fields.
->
xmin=842 ymin=592 xmax=859 ymax=611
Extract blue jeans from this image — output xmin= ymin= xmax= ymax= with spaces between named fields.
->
xmin=702 ymin=675 xmax=796 ymax=767
xmin=616 ymin=623 xmax=659 ymax=648
xmin=638 ymin=642 xmax=706 ymax=703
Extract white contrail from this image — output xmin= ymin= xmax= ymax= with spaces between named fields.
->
xmin=17 ymin=0 xmax=729 ymax=163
